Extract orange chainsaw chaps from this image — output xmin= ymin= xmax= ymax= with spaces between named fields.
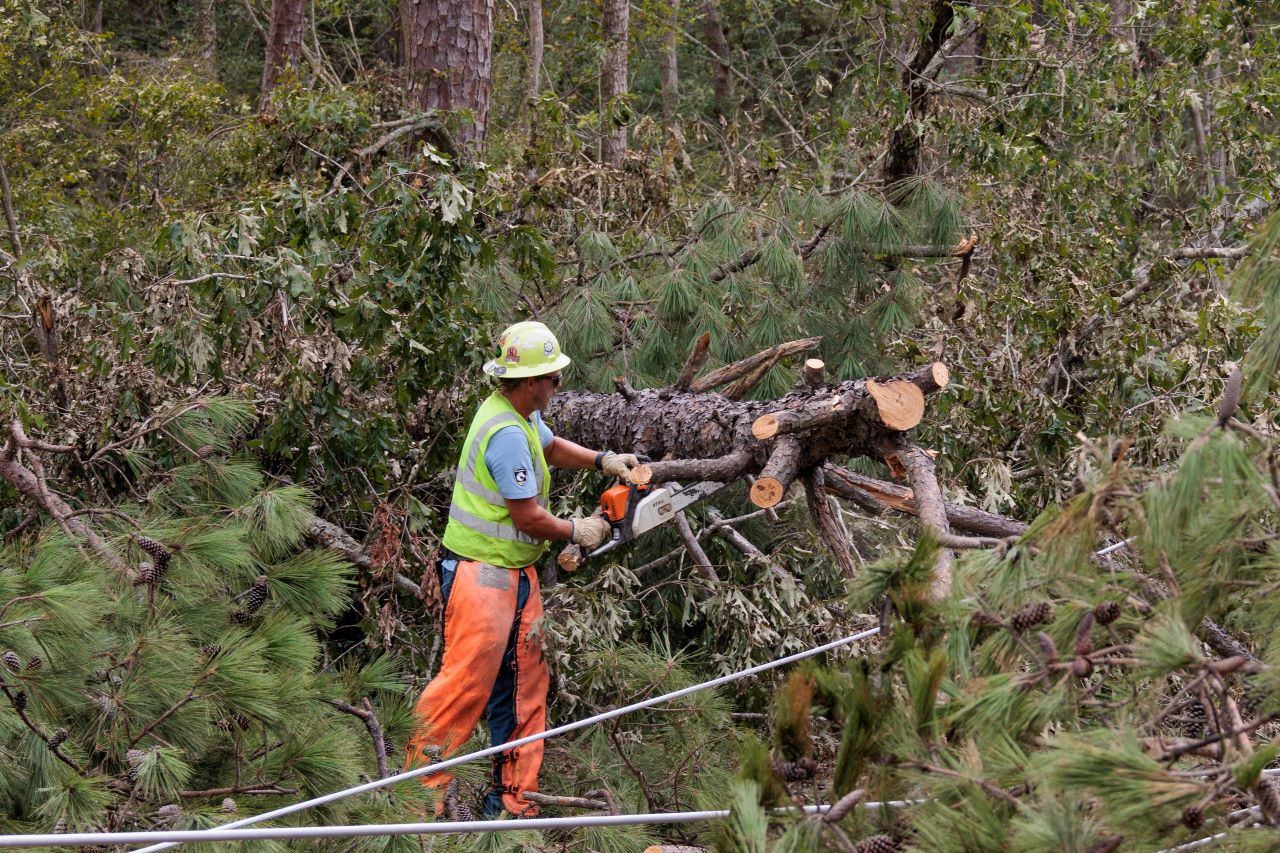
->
xmin=404 ymin=560 xmax=548 ymax=816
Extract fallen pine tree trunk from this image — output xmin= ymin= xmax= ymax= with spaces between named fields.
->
xmin=543 ymin=338 xmax=957 ymax=595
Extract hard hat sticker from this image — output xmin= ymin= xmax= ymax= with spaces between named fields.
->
xmin=506 ymin=346 xmax=520 ymax=362
xmin=494 ymin=365 xmax=506 ymax=375
xmin=543 ymin=341 xmax=555 ymax=354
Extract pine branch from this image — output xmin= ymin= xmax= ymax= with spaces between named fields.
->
xmin=673 ymin=509 xmax=719 ymax=583
xmin=0 ymin=681 xmax=82 ymax=771
xmin=879 ymin=437 xmax=954 ymax=598
xmin=0 ymin=421 xmax=125 ymax=572
xmin=179 ymin=783 xmax=297 ymax=798
xmin=324 ymin=698 xmax=390 ymax=779
xmin=673 ymin=331 xmax=712 ymax=391
xmin=522 ymin=790 xmax=610 ymax=810
xmin=130 ymin=689 xmax=199 ymax=747
xmin=689 ymin=338 xmax=821 ymax=393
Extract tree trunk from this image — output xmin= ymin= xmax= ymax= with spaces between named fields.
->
xmin=526 ymin=0 xmax=544 ymax=108
xmin=404 ymin=0 xmax=497 ymax=147
xmin=196 ymin=0 xmax=219 ymax=79
xmin=699 ymin=0 xmax=732 ymax=121
xmin=661 ymin=0 xmax=679 ymax=124
xmin=600 ymin=0 xmax=630 ymax=167
xmin=545 ymin=352 xmax=953 ymax=593
xmin=883 ymin=0 xmax=972 ymax=186
xmin=259 ymin=0 xmax=306 ymax=113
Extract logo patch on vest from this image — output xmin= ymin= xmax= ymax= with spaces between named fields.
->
xmin=513 ymin=467 xmax=528 ymax=486
xmin=475 ymin=564 xmax=512 ymax=591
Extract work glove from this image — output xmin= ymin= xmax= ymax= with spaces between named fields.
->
xmin=600 ymin=452 xmax=640 ymax=480
xmin=571 ymin=516 xmax=612 ymax=550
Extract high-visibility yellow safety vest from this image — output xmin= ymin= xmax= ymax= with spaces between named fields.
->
xmin=442 ymin=392 xmax=551 ymax=568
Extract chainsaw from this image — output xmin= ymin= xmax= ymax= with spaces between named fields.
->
xmin=588 ymin=477 xmax=731 ymax=558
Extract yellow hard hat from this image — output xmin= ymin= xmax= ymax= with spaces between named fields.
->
xmin=482 ymin=321 xmax=572 ymax=379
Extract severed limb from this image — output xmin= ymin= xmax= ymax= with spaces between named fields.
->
xmin=688 ymin=337 xmax=820 ymax=393
xmin=802 ymin=467 xmax=858 ymax=578
xmin=750 ymin=435 xmax=802 ymax=508
xmin=704 ymin=508 xmax=793 ymax=583
xmin=672 ymin=331 xmax=711 ymax=391
xmin=879 ymin=438 xmax=953 ymax=599
xmin=629 ymin=450 xmax=753 ymax=486
xmin=673 ymin=506 xmax=718 ymax=583
xmin=523 ymin=790 xmax=611 ymax=811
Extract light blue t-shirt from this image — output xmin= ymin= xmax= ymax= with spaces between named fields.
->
xmin=483 ymin=411 xmax=555 ymax=500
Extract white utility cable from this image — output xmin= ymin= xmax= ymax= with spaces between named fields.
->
xmin=0 ymin=802 xmax=928 ymax=848
xmin=128 ymin=626 xmax=882 ymax=852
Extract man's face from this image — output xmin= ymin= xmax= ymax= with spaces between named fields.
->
xmin=530 ymin=373 xmax=561 ymax=409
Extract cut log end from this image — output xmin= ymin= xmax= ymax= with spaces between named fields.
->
xmin=928 ymin=362 xmax=949 ymax=389
xmin=751 ymin=414 xmax=781 ymax=440
xmin=866 ymin=379 xmax=925 ymax=431
xmin=803 ymin=358 xmax=825 ymax=390
xmin=750 ymin=476 xmax=786 ymax=508
xmin=629 ymin=463 xmax=653 ymax=485
xmin=557 ymin=547 xmax=586 ymax=573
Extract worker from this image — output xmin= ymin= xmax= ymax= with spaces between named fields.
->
xmin=406 ymin=320 xmax=638 ymax=819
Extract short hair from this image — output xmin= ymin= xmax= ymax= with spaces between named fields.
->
xmin=498 ymin=377 xmax=526 ymax=392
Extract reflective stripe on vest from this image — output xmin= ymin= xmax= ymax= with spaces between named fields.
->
xmin=455 ymin=413 xmax=548 ymax=507
xmin=448 ymin=504 xmax=541 ymax=545
xmin=442 ymin=393 xmax=553 ymax=568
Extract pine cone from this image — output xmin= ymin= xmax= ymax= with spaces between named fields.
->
xmin=1093 ymin=601 xmax=1121 ymax=626
xmin=134 ymin=561 xmax=157 ymax=586
xmin=216 ymin=717 xmax=235 ymax=732
xmin=52 ymin=818 xmax=66 ymax=834
xmin=1071 ymin=656 xmax=1094 ymax=678
xmin=969 ymin=610 xmax=1003 ymax=629
xmin=1181 ymin=805 xmax=1204 ymax=829
xmin=1256 ymin=777 xmax=1280 ymax=826
xmin=853 ymin=834 xmax=900 ymax=853
xmin=1010 ymin=602 xmax=1053 ymax=633
xmin=231 ymin=609 xmax=251 ymax=625
xmin=773 ymin=755 xmax=817 ymax=782
xmin=384 ymin=740 xmax=397 ymax=757
xmin=13 ymin=691 xmax=26 ymax=713
xmin=126 ymin=748 xmax=146 ymax=783
xmin=26 ymin=655 xmax=42 ymax=671
xmin=49 ymin=728 xmax=68 ymax=749
xmin=220 ymin=797 xmax=237 ymax=814
xmin=244 ymin=576 xmax=269 ymax=615
xmin=201 ymin=644 xmax=223 ymax=659
xmin=3 ymin=651 xmax=21 ymax=671
xmin=93 ymin=694 xmax=119 ymax=717
xmin=137 ymin=536 xmax=172 ymax=574
xmin=444 ymin=779 xmax=475 ymax=822
xmin=235 ymin=712 xmax=252 ymax=730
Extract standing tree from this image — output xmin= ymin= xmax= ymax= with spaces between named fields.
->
xmin=600 ymin=0 xmax=630 ymax=166
xmin=526 ymin=0 xmax=545 ymax=110
xmin=258 ymin=0 xmax=305 ymax=112
xmin=700 ymin=0 xmax=732 ymax=120
xmin=194 ymin=0 xmax=217 ymax=78
xmin=404 ymin=0 xmax=497 ymax=146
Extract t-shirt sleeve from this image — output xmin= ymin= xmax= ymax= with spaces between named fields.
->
xmin=533 ymin=411 xmax=554 ymax=449
xmin=484 ymin=426 xmax=540 ymax=500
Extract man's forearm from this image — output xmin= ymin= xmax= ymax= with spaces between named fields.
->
xmin=512 ymin=504 xmax=575 ymax=542
xmin=545 ymin=436 xmax=601 ymax=470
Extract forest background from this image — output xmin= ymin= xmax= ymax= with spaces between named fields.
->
xmin=1 ymin=0 xmax=1279 ymax=850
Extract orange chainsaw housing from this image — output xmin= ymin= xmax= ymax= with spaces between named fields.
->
xmin=600 ymin=482 xmax=648 ymax=523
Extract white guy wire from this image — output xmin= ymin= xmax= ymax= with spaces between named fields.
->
xmin=1094 ymin=537 xmax=1135 ymax=557
xmin=129 ymin=626 xmax=883 ymax=852
xmin=0 ymin=802 xmax=928 ymax=848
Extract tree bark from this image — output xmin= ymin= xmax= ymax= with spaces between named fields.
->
xmin=404 ymin=0 xmax=496 ymax=146
xmin=544 ymin=368 xmax=947 ymax=486
xmin=526 ymin=0 xmax=545 ymax=108
xmin=600 ymin=0 xmax=630 ymax=167
xmin=259 ymin=0 xmax=306 ymax=112
xmin=883 ymin=0 xmax=975 ymax=186
xmin=195 ymin=0 xmax=219 ymax=79
xmin=699 ymin=0 xmax=732 ymax=121
xmin=661 ymin=0 xmax=680 ymax=124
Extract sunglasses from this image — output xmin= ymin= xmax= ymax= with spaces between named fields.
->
xmin=539 ymin=374 xmax=562 ymax=386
